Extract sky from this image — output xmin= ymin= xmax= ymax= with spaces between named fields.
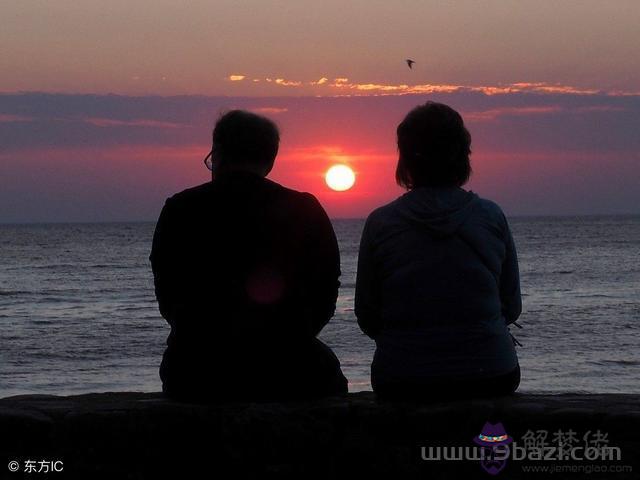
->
xmin=1 ymin=1 xmax=639 ymax=221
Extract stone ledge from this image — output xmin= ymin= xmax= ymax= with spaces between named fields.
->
xmin=1 ymin=392 xmax=638 ymax=479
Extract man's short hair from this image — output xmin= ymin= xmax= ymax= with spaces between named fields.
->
xmin=396 ymin=102 xmax=472 ymax=189
xmin=212 ymin=110 xmax=280 ymax=169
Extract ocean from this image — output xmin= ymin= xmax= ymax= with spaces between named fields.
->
xmin=1 ymin=216 xmax=639 ymax=397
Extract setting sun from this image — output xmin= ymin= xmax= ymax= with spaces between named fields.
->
xmin=325 ymin=164 xmax=356 ymax=192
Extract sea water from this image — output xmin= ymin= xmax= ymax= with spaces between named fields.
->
xmin=1 ymin=216 xmax=639 ymax=396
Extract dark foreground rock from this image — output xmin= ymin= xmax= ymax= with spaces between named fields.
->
xmin=1 ymin=392 xmax=638 ymax=479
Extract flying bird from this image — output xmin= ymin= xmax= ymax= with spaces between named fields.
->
xmin=406 ymin=59 xmax=415 ymax=69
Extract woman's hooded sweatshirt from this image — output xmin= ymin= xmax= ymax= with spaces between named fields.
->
xmin=355 ymin=187 xmax=521 ymax=385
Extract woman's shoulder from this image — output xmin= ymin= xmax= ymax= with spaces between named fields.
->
xmin=467 ymin=193 xmax=511 ymax=236
xmin=473 ymin=195 xmax=506 ymax=219
xmin=364 ymin=198 xmax=403 ymax=227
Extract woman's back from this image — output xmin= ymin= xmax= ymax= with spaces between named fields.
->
xmin=355 ymin=186 xmax=520 ymax=389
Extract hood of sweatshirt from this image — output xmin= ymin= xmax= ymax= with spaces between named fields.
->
xmin=394 ymin=186 xmax=479 ymax=237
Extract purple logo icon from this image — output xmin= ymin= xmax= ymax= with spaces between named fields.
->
xmin=473 ymin=422 xmax=512 ymax=475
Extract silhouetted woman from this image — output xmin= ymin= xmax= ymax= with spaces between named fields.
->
xmin=355 ymin=102 xmax=521 ymax=400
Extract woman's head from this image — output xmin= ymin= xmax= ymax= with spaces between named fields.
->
xmin=396 ymin=102 xmax=472 ymax=189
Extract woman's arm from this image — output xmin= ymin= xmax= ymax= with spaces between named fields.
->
xmin=499 ymin=214 xmax=522 ymax=325
xmin=355 ymin=216 xmax=383 ymax=339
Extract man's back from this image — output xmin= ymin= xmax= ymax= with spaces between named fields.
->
xmin=150 ymin=171 xmax=346 ymax=400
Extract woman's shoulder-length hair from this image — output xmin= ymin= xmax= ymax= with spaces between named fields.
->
xmin=396 ymin=102 xmax=472 ymax=189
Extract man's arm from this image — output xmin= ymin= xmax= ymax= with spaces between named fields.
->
xmin=355 ymin=216 xmax=382 ymax=339
xmin=300 ymin=194 xmax=341 ymax=337
xmin=149 ymin=197 xmax=179 ymax=326
xmin=499 ymin=213 xmax=522 ymax=325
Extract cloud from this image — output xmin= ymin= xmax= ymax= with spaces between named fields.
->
xmin=1 ymin=92 xmax=639 ymax=221
xmin=249 ymin=107 xmax=288 ymax=114
xmin=224 ymin=73 xmax=636 ymax=97
xmin=1 ymin=92 xmax=638 ymax=156
xmin=464 ymin=106 xmax=564 ymax=121
xmin=1 ymin=113 xmax=186 ymax=128
xmin=330 ymin=82 xmax=459 ymax=95
xmin=478 ymin=82 xmax=601 ymax=95
xmin=228 ymin=75 xmax=246 ymax=81
xmin=281 ymin=145 xmax=390 ymax=163
xmin=574 ymin=105 xmax=627 ymax=113
xmin=0 ymin=114 xmax=33 ymax=123
xmin=327 ymin=80 xmax=603 ymax=97
xmin=274 ymin=78 xmax=302 ymax=87
xmin=463 ymin=104 xmax=630 ymax=122
xmin=83 ymin=117 xmax=185 ymax=128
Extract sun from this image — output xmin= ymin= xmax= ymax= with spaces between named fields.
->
xmin=325 ymin=164 xmax=356 ymax=191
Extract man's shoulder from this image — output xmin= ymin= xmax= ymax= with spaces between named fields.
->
xmin=166 ymin=182 xmax=212 ymax=204
xmin=165 ymin=179 xmax=319 ymax=215
xmin=263 ymin=178 xmax=314 ymax=200
xmin=257 ymin=179 xmax=324 ymax=214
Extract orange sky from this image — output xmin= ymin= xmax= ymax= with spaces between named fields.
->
xmin=1 ymin=2 xmax=639 ymax=221
xmin=2 ymin=1 xmax=640 ymax=96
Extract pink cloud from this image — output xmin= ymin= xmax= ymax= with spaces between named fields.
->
xmin=464 ymin=104 xmax=628 ymax=121
xmin=0 ymin=114 xmax=34 ymax=122
xmin=274 ymin=78 xmax=302 ymax=87
xmin=83 ymin=117 xmax=185 ymax=128
xmin=250 ymin=107 xmax=288 ymax=114
xmin=505 ymin=82 xmax=600 ymax=95
xmin=224 ymin=73 xmax=635 ymax=97
xmin=464 ymin=106 xmax=564 ymax=121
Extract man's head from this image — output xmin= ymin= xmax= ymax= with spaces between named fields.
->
xmin=208 ymin=110 xmax=280 ymax=177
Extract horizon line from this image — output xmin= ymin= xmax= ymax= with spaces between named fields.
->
xmin=2 ymin=212 xmax=640 ymax=226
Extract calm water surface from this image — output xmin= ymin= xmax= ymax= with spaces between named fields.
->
xmin=1 ymin=216 xmax=639 ymax=396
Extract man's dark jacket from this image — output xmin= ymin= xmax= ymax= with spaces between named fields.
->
xmin=150 ymin=172 xmax=346 ymax=400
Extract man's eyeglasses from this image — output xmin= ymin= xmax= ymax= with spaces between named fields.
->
xmin=203 ymin=148 xmax=214 ymax=171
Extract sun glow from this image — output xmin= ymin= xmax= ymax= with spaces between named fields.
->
xmin=325 ymin=164 xmax=356 ymax=191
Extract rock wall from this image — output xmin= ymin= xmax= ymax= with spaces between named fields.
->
xmin=1 ymin=392 xmax=638 ymax=479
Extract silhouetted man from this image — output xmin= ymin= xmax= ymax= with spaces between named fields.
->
xmin=150 ymin=110 xmax=347 ymax=401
